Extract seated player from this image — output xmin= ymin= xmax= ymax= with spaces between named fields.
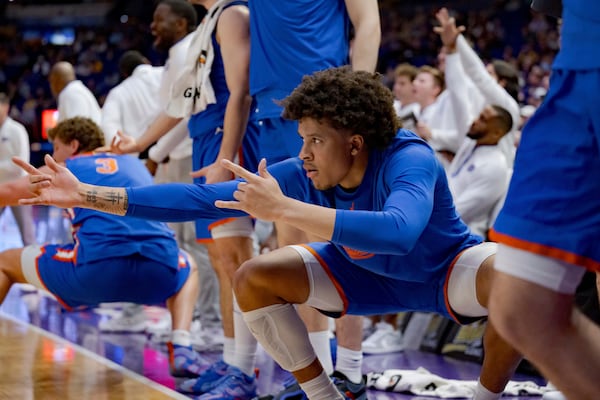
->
xmin=0 ymin=117 xmax=206 ymax=379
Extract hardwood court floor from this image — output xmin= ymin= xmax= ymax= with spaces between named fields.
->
xmin=0 ymin=313 xmax=188 ymax=400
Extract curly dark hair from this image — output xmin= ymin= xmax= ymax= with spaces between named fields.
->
xmin=48 ymin=117 xmax=105 ymax=153
xmin=280 ymin=66 xmax=400 ymax=150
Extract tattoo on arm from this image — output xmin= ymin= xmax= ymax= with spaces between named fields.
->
xmin=82 ymin=186 xmax=128 ymax=215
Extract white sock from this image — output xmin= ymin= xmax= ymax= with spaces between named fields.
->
xmin=171 ymin=329 xmax=191 ymax=347
xmin=335 ymin=346 xmax=363 ymax=383
xmin=233 ymin=296 xmax=258 ymax=376
xmin=222 ymin=337 xmax=235 ymax=366
xmin=309 ymin=330 xmax=334 ymax=375
xmin=299 ymin=369 xmax=344 ymax=400
xmin=474 ymin=379 xmax=503 ymax=400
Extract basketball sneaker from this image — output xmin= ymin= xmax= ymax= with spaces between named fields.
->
xmin=254 ymin=375 xmax=306 ymax=400
xmin=194 ymin=366 xmax=257 ymax=399
xmin=361 ymin=321 xmax=404 ymax=354
xmin=167 ymin=342 xmax=210 ymax=378
xmin=331 ymin=371 xmax=368 ymax=400
xmin=179 ymin=360 xmax=231 ymax=394
xmin=98 ymin=304 xmax=147 ymax=333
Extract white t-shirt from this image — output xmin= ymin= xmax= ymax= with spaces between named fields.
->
xmin=0 ymin=117 xmax=30 ymax=182
xmin=57 ymin=80 xmax=102 ymax=128
xmin=101 ymin=64 xmax=164 ymax=146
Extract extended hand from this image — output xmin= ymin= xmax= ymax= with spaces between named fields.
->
xmin=214 ymin=158 xmax=288 ymax=221
xmin=190 ymin=161 xmax=234 ymax=184
xmin=433 ymin=8 xmax=465 ymax=50
xmin=12 ymin=154 xmax=83 ymax=208
xmin=111 ymin=131 xmax=140 ymax=154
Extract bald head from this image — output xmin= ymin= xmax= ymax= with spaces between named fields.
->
xmin=49 ymin=61 xmax=76 ymax=98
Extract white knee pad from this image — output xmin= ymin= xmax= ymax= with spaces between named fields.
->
xmin=447 ymin=242 xmax=497 ymax=317
xmin=289 ymin=245 xmax=344 ymax=313
xmin=242 ymin=303 xmax=316 ymax=372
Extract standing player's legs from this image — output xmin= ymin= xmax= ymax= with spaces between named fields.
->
xmin=490 ymin=69 xmax=600 ymax=399
xmin=179 ymin=127 xmax=260 ymax=397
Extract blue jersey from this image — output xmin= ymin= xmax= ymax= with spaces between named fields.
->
xmin=65 ymin=153 xmax=178 ymax=266
xmin=249 ymin=0 xmax=350 ymax=119
xmin=553 ymin=0 xmax=600 ymax=69
xmin=126 ymin=130 xmax=481 ymax=283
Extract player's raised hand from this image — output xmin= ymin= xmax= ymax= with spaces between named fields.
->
xmin=12 ymin=154 xmax=84 ymax=208
xmin=214 ymin=158 xmax=288 ymax=221
xmin=433 ymin=8 xmax=465 ymax=50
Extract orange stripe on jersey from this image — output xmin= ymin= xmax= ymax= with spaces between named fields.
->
xmin=341 ymin=246 xmax=375 ymax=260
xmin=178 ymin=254 xmax=189 ymax=269
xmin=299 ymin=244 xmax=349 ymax=315
xmin=489 ymin=229 xmax=600 ymax=273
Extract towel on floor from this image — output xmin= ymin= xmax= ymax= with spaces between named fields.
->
xmin=367 ymin=367 xmax=550 ymax=398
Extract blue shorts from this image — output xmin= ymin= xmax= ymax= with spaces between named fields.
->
xmin=27 ymin=244 xmax=190 ymax=310
xmin=302 ymin=242 xmax=458 ymax=322
xmin=192 ymin=122 xmax=260 ymax=241
xmin=258 ymin=117 xmax=302 ymax=164
xmin=491 ymin=69 xmax=600 ymax=272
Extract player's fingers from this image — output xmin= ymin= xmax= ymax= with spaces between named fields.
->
xmin=220 ymin=159 xmax=256 ymax=181
xmin=12 ymin=157 xmax=42 ymax=175
xmin=190 ymin=166 xmax=208 ymax=178
xmin=44 ymin=154 xmax=63 ymax=173
xmin=214 ymin=200 xmax=243 ymax=210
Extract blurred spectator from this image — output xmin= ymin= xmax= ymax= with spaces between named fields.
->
xmin=0 ymin=92 xmax=36 ymax=246
xmin=48 ymin=61 xmax=102 ymax=136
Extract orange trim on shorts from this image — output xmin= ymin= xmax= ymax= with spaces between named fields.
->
xmin=489 ymin=229 xmax=600 ymax=273
xmin=196 ymin=238 xmax=214 ymax=244
xmin=208 ymin=217 xmax=238 ymax=231
xmin=299 ymin=244 xmax=349 ymax=316
xmin=443 ymin=248 xmax=467 ymax=324
xmin=35 ymin=247 xmax=74 ymax=311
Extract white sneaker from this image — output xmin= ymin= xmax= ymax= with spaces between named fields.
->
xmin=542 ymin=383 xmax=566 ymax=400
xmin=147 ymin=311 xmax=172 ymax=343
xmin=191 ymin=322 xmax=225 ymax=352
xmin=98 ymin=307 xmax=147 ymax=333
xmin=542 ymin=391 xmax=567 ymax=400
xmin=362 ymin=322 xmax=404 ymax=354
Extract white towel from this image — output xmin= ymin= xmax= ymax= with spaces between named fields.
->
xmin=166 ymin=0 xmax=242 ymax=118
xmin=367 ymin=367 xmax=550 ymax=398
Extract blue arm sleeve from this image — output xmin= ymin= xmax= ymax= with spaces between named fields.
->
xmin=331 ymin=146 xmax=438 ymax=255
xmin=125 ymin=181 xmax=247 ymax=222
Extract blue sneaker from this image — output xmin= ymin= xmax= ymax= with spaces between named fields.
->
xmin=179 ymin=360 xmax=231 ymax=394
xmin=194 ymin=366 xmax=257 ymax=399
xmin=253 ymin=375 xmax=306 ymax=400
xmin=167 ymin=342 xmax=209 ymax=378
xmin=331 ymin=371 xmax=368 ymax=400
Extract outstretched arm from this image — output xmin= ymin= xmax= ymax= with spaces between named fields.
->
xmin=13 ymin=155 xmax=128 ymax=215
